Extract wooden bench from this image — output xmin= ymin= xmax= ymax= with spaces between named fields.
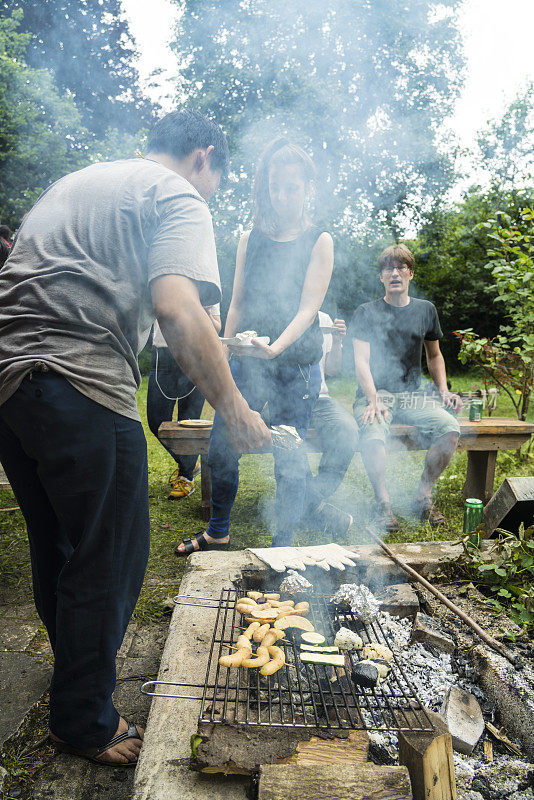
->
xmin=158 ymin=417 xmax=534 ymax=521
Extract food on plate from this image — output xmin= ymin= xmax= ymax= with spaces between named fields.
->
xmin=276 ymin=615 xmax=314 ymax=632
xmin=334 ymin=627 xmax=363 ymax=651
xmin=362 ymin=643 xmax=393 ymax=663
xmin=218 ymin=635 xmax=252 ymax=668
xmin=299 ymin=651 xmax=345 ymax=667
xmin=351 ymin=660 xmax=380 ymax=688
xmin=300 ymin=631 xmax=326 ymax=646
xmin=260 ymin=645 xmax=286 ymax=676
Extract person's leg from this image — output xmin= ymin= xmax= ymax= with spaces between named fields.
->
xmin=305 ymin=396 xmax=359 ymax=508
xmin=353 ymin=393 xmax=399 ymax=530
xmin=270 ymin=363 xmax=321 ymax=546
xmin=395 ymin=396 xmax=460 ymax=523
xmin=147 ymin=347 xmax=180 ymax=461
xmin=175 ymin=386 xmax=205 ymax=480
xmin=0 ymin=372 xmax=149 ymax=752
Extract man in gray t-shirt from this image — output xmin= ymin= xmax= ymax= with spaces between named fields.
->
xmin=0 ymin=110 xmax=269 ymax=767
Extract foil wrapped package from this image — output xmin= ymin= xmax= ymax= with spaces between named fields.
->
xmin=331 ymin=583 xmax=380 ymax=624
xmin=270 ymin=424 xmax=302 ymax=450
xmin=279 ymin=569 xmax=313 ymax=595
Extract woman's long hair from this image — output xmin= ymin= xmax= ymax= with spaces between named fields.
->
xmin=252 ymin=138 xmax=316 ymax=235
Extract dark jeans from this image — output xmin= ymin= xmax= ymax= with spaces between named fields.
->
xmin=0 ymin=370 xmax=149 ymax=748
xmin=304 ymin=395 xmax=359 ymax=513
xmin=147 ymin=347 xmax=205 ymax=480
xmin=207 ymin=358 xmax=321 ymax=546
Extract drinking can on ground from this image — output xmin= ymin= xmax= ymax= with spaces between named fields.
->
xmin=463 ymin=498 xmax=484 ymax=545
xmin=469 ymin=400 xmax=483 ymax=422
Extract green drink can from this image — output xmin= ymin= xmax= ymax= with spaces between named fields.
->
xmin=469 ymin=400 xmax=483 ymax=422
xmin=463 ymin=498 xmax=483 ymax=546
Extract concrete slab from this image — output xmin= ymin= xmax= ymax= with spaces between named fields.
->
xmin=378 ymin=583 xmax=419 ymax=618
xmin=440 ymin=686 xmax=484 ymax=754
xmin=133 ymin=551 xmax=252 ymax=800
xmin=0 ymin=652 xmax=52 ymax=748
xmin=33 ymin=753 xmax=136 ymax=799
xmin=0 ymin=620 xmax=41 ymax=652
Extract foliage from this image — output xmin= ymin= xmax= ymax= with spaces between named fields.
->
xmin=0 ymin=0 xmax=156 ymax=138
xmin=455 ymin=207 xmax=534 ymax=420
xmin=0 ymin=11 xmax=88 ymax=227
xmin=455 ymin=525 xmax=534 ymax=636
xmin=409 ymin=187 xmax=534 ymax=363
xmin=173 ymin=0 xmax=465 ymax=311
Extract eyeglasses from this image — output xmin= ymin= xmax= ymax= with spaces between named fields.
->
xmin=381 ymin=264 xmax=411 ymax=274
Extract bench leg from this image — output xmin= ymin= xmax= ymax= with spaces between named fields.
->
xmin=200 ymin=455 xmax=211 ymax=522
xmin=463 ymin=450 xmax=497 ymax=505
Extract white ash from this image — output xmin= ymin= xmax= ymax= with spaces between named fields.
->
xmin=279 ymin=570 xmax=312 ymax=595
xmin=331 ymin=584 xmax=380 ymax=623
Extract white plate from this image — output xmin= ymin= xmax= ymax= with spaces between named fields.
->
xmin=220 ymin=336 xmax=270 ymax=347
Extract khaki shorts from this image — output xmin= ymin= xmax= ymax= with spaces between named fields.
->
xmin=353 ymin=390 xmax=460 ymax=448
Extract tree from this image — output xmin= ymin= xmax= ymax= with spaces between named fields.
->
xmin=409 ymin=187 xmax=534 ymax=363
xmin=455 ymin=207 xmax=534 ymax=420
xmin=1 ymin=0 xmax=156 ymax=137
xmin=172 ymin=0 xmax=465 ymax=306
xmin=0 ymin=11 xmax=88 ymax=227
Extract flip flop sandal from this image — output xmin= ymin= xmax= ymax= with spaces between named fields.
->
xmin=174 ymin=531 xmax=230 ymax=558
xmin=51 ymin=719 xmax=142 ymax=767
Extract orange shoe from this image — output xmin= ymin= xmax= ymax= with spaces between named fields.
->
xmin=168 ymin=475 xmax=195 ymax=500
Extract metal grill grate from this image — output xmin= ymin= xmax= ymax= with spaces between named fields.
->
xmin=143 ymin=589 xmax=435 ymax=734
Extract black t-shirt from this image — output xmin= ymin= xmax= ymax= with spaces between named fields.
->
xmin=350 ymin=297 xmax=443 ymax=396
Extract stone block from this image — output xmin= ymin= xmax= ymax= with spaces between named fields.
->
xmin=411 ymin=612 xmax=456 ymax=653
xmin=440 ymin=686 xmax=484 ymax=755
xmin=378 ymin=583 xmax=420 ymax=618
xmin=0 ymin=652 xmax=52 ymax=748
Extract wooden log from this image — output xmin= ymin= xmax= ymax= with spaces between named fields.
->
xmin=194 ymin=722 xmax=369 ymax=774
xmin=398 ymin=709 xmax=456 ymax=800
xmin=463 ymin=450 xmax=497 ymax=504
xmin=258 ymin=763 xmax=412 ymax=800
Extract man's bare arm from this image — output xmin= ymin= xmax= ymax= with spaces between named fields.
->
xmin=151 ymin=274 xmax=270 ymax=452
xmin=424 ymin=340 xmax=462 ymax=412
xmin=353 ymin=338 xmax=389 ymax=424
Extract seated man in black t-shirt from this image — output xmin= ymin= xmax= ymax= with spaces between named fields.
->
xmin=350 ymin=244 xmax=462 ymax=532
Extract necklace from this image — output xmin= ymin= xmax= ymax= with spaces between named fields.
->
xmin=298 ymin=364 xmax=311 ymax=400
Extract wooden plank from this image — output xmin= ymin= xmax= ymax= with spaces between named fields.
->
xmin=277 ymin=730 xmax=369 ymax=766
xmin=398 ymin=709 xmax=456 ymax=800
xmin=258 ymin=763 xmax=412 ymax=800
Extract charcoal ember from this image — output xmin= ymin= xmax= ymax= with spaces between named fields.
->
xmin=279 ymin=569 xmax=313 ymax=595
xmin=351 ymin=660 xmax=380 ymax=688
xmin=331 ymin=584 xmax=380 ymax=623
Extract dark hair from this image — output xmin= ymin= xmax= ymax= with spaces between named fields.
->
xmin=0 ymin=225 xmax=12 ymax=241
xmin=377 ymin=244 xmax=415 ymax=273
xmin=253 ymin=138 xmax=316 ymax=234
xmin=146 ymin=109 xmax=229 ymax=179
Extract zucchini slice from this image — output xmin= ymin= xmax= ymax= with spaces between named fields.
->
xmin=300 ymin=632 xmax=326 ymax=645
xmin=300 ymin=652 xmax=345 ymax=667
xmin=300 ymin=645 xmax=340 ymax=653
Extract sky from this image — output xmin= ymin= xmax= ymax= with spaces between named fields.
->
xmin=122 ymin=0 xmax=534 ymax=151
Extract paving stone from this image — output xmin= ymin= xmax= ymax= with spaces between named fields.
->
xmin=33 ymin=753 xmax=135 ymax=799
xmin=116 ymin=655 xmax=160 ymax=680
xmin=0 ymin=652 xmax=52 ymax=747
xmin=440 ymin=686 xmax=484 ymax=755
xmin=378 ymin=583 xmax=419 ymax=618
xmin=411 ymin=612 xmax=456 ymax=653
xmin=0 ymin=766 xmax=7 ymax=792
xmin=0 ymin=603 xmax=39 ymax=621
xmin=0 ymin=620 xmax=41 ymax=652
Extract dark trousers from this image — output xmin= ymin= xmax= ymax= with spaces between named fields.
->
xmin=147 ymin=347 xmax=204 ymax=480
xmin=304 ymin=395 xmax=360 ymax=512
xmin=0 ymin=371 xmax=149 ymax=748
xmin=207 ymin=358 xmax=321 ymax=546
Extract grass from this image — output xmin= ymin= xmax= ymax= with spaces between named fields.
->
xmin=0 ymin=368 xmax=533 ymax=615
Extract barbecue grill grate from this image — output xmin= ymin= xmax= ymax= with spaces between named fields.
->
xmin=142 ymin=589 xmax=435 ymax=734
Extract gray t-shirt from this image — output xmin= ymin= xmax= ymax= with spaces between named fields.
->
xmin=0 ymin=158 xmax=221 ymax=420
